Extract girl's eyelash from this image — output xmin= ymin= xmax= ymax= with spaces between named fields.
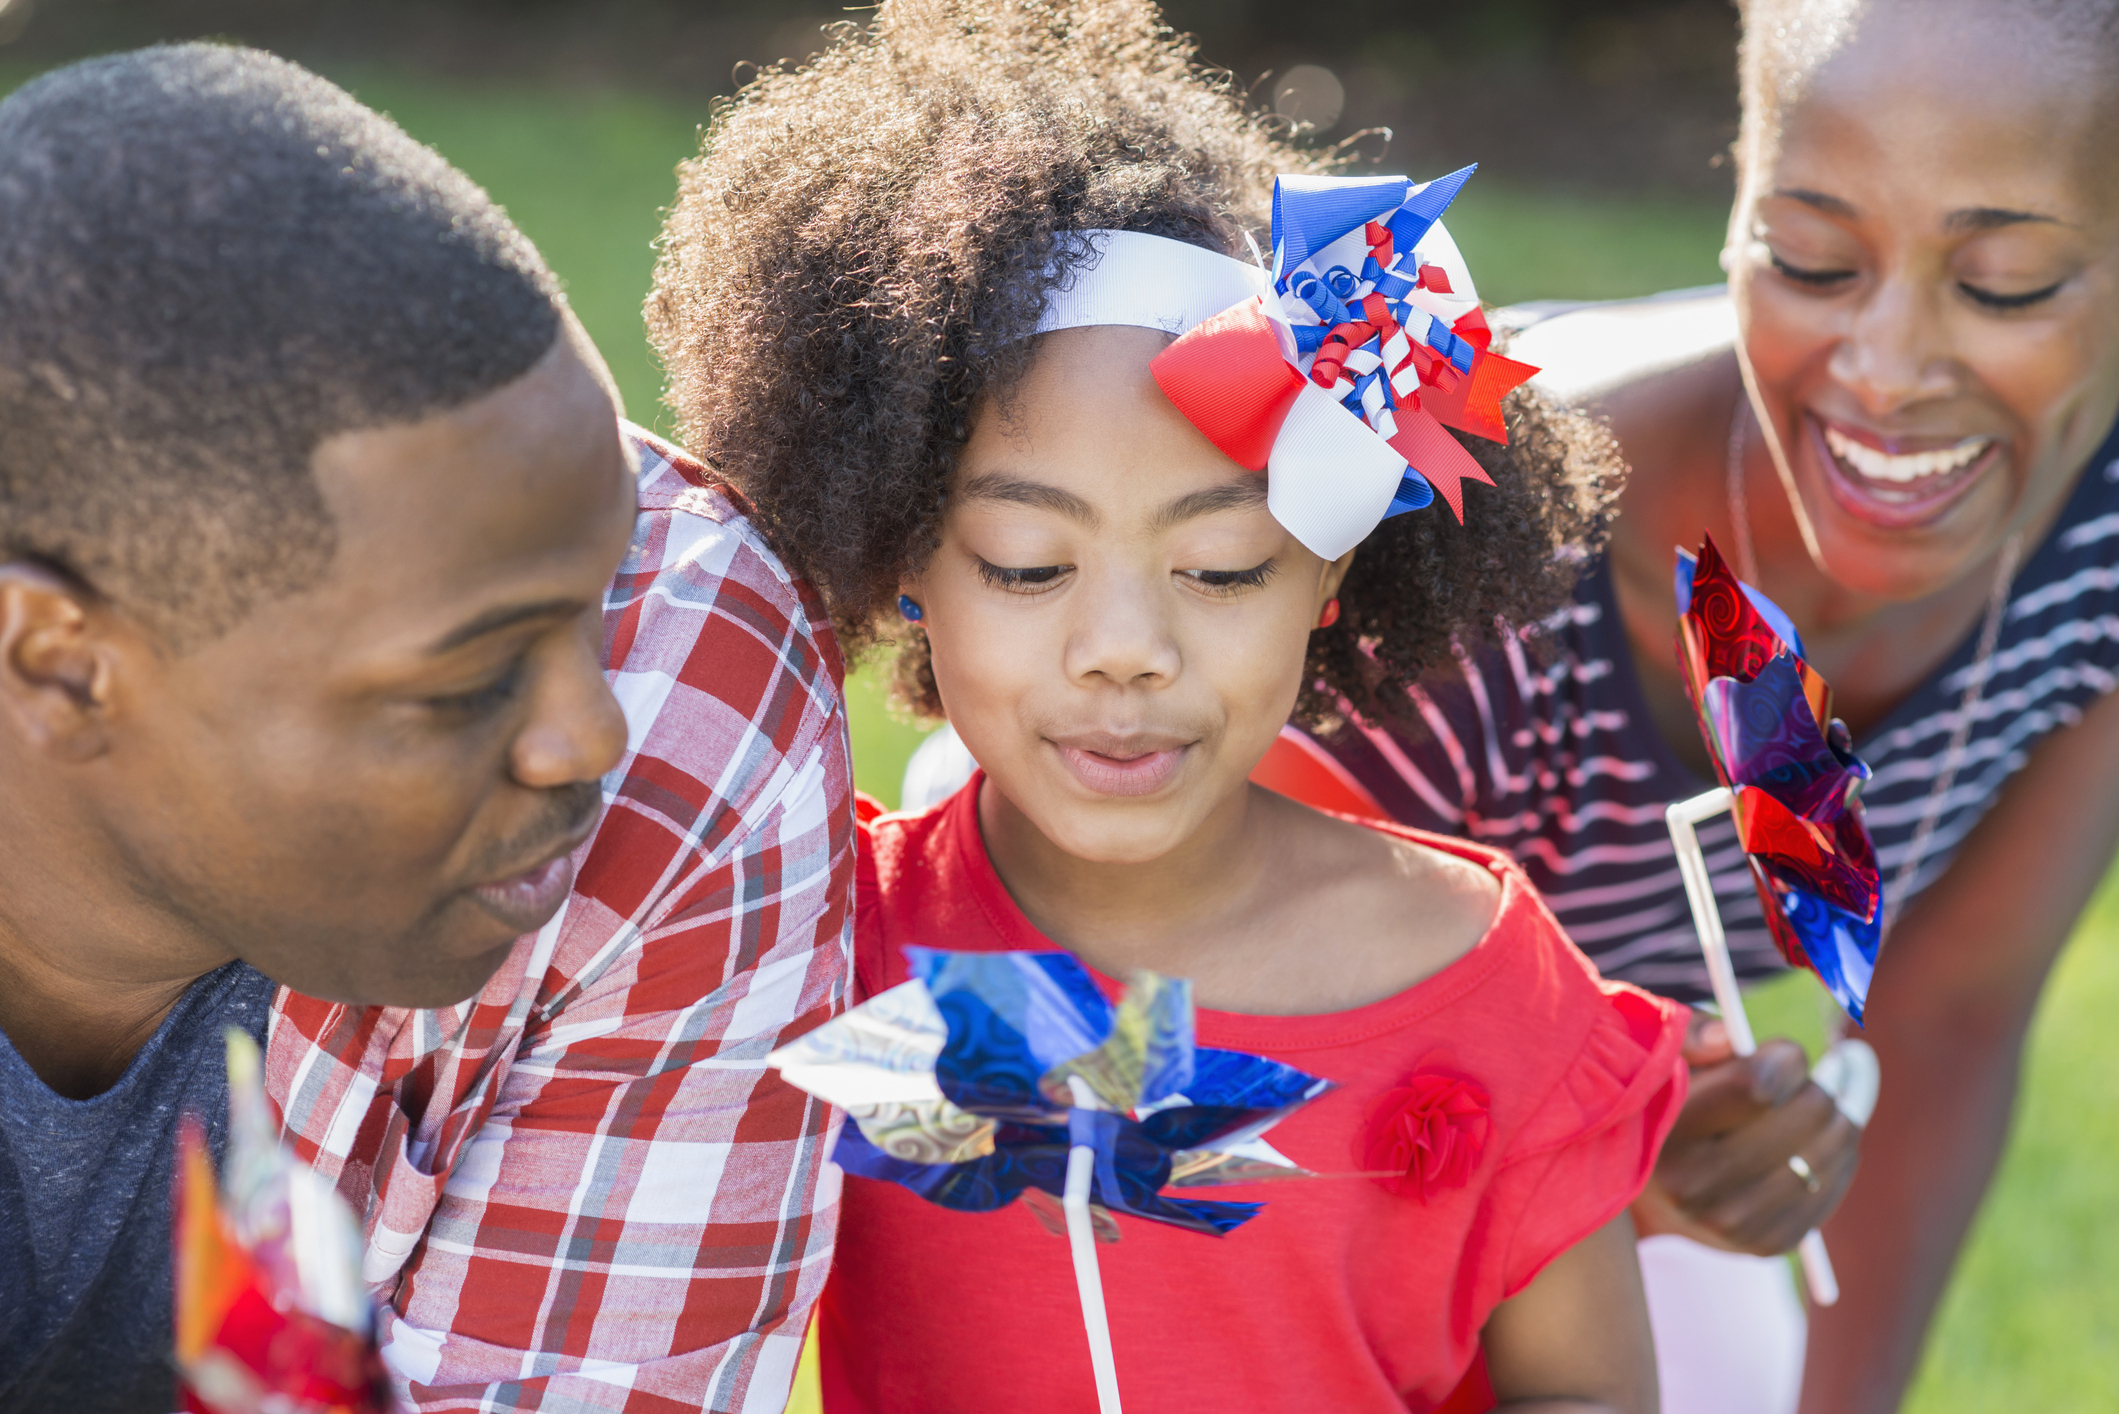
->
xmin=1184 ymin=559 xmax=1278 ymax=593
xmin=1769 ymin=252 xmax=1856 ymax=288
xmin=975 ymin=560 xmax=1069 ymax=591
xmin=1960 ymin=279 xmax=2064 ymax=311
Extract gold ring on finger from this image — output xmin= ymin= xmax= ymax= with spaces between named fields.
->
xmin=1788 ymin=1154 xmax=1822 ymax=1194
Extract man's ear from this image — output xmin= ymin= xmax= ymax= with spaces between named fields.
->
xmin=0 ymin=564 xmax=121 ymax=761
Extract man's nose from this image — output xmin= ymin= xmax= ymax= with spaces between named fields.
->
xmin=510 ymin=617 xmax=626 ymax=790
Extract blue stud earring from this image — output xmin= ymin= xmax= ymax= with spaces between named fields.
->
xmin=898 ymin=594 xmax=924 ymax=622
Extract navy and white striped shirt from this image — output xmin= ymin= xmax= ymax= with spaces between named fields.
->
xmin=1317 ymin=416 xmax=2119 ymax=1002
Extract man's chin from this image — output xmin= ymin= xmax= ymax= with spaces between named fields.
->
xmin=256 ymin=926 xmax=525 ymax=1010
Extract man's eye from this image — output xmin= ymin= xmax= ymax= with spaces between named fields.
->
xmin=1769 ymin=252 xmax=1856 ymax=289
xmin=427 ymin=661 xmax=527 ymax=717
xmin=1959 ymin=279 xmax=2065 ymax=311
xmin=1182 ymin=560 xmax=1278 ymax=593
xmin=975 ymin=560 xmax=1069 ymax=592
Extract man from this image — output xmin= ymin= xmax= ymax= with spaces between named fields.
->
xmin=0 ymin=46 xmax=850 ymax=1413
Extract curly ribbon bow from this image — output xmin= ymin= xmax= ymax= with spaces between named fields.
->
xmin=1036 ymin=167 xmax=1537 ymax=560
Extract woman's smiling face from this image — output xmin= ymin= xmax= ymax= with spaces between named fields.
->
xmin=1729 ymin=0 xmax=2119 ymax=600
xmin=909 ymin=324 xmax=1346 ymax=864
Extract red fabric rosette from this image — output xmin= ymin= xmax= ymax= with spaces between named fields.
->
xmin=1358 ymin=1069 xmax=1492 ymax=1201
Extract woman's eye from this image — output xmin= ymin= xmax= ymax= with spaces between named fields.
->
xmin=1959 ymin=279 xmax=2065 ymax=311
xmin=427 ymin=661 xmax=527 ymax=718
xmin=1182 ymin=560 xmax=1278 ymax=594
xmin=1769 ymin=251 xmax=1857 ymax=289
xmin=975 ymin=560 xmax=1069 ymax=592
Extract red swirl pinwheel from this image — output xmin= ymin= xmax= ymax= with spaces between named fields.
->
xmin=1675 ymin=535 xmax=1882 ymax=1021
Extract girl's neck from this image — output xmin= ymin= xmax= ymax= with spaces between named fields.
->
xmin=975 ymin=774 xmax=1278 ymax=980
xmin=971 ymin=771 xmax=1502 ymax=1017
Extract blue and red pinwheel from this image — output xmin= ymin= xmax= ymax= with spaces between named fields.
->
xmin=1675 ymin=535 xmax=1882 ymax=1021
xmin=769 ymin=946 xmax=1331 ymax=1238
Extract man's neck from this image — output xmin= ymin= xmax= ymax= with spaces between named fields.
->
xmin=0 ymin=816 xmax=234 ymax=1100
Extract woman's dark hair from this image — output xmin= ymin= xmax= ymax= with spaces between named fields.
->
xmin=648 ymin=0 xmax=1622 ymax=726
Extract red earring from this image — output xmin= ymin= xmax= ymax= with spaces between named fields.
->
xmin=1317 ymin=598 xmax=1341 ymax=629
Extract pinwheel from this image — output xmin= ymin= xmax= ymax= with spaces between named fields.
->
xmin=1662 ymin=533 xmax=1885 ymax=1308
xmin=1671 ymin=533 xmax=1882 ymax=1022
xmin=769 ymin=947 xmax=1331 ymax=1414
xmin=1035 ymin=166 xmax=1539 ymax=561
xmin=174 ymin=1030 xmax=394 ymax=1414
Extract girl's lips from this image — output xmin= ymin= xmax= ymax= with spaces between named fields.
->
xmin=1054 ymin=743 xmax=1188 ymax=798
xmin=469 ymin=853 xmax=577 ymax=933
xmin=1808 ymin=415 xmax=2001 ymax=531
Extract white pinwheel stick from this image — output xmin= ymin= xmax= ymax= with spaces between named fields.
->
xmin=1665 ymin=787 xmax=1839 ymax=1308
xmin=1064 ymin=1078 xmax=1124 ymax=1414
xmin=1064 ymin=1147 xmax=1124 ymax=1414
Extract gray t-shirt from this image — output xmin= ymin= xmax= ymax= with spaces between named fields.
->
xmin=0 ymin=960 xmax=274 ymax=1413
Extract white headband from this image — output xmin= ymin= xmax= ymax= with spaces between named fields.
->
xmin=1026 ymin=169 xmax=1536 ymax=561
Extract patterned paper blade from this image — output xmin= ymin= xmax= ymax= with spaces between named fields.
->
xmin=1675 ymin=535 xmax=1882 ymax=1021
xmin=769 ymin=949 xmax=1333 ymax=1239
xmin=174 ymin=1031 xmax=394 ymax=1414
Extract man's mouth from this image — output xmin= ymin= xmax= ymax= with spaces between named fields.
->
xmin=1810 ymin=416 xmax=2001 ymax=529
xmin=1049 ymin=731 xmax=1194 ymax=798
xmin=468 ymin=837 xmax=587 ymax=934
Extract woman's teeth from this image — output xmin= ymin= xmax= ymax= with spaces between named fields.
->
xmin=1823 ymin=426 xmax=1990 ymax=484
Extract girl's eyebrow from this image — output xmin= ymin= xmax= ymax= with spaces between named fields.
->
xmin=1152 ymin=480 xmax=1268 ymax=530
xmin=956 ymin=471 xmax=1267 ymax=530
xmin=957 ymin=471 xmax=1099 ymax=525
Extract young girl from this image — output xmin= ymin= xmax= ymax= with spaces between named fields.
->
xmin=650 ymin=4 xmax=1687 ymax=1410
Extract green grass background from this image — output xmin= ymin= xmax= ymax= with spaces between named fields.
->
xmin=11 ymin=60 xmax=2110 ymax=1410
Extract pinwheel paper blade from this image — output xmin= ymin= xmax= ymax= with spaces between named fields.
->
xmin=1675 ymin=536 xmax=1881 ymax=1021
xmin=175 ymin=1030 xmax=394 ymax=1414
xmin=769 ymin=949 xmax=1331 ymax=1238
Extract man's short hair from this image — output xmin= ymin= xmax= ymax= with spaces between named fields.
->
xmin=0 ymin=44 xmax=565 ymax=643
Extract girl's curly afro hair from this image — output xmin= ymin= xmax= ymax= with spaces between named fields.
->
xmin=648 ymin=0 xmax=1622 ymax=726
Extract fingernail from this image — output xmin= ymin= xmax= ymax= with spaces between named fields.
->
xmin=1699 ymin=1018 xmax=1728 ymax=1049
xmin=1753 ymin=1050 xmax=1798 ymax=1100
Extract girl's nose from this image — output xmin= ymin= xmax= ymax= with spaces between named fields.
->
xmin=1062 ymin=568 xmax=1182 ymax=689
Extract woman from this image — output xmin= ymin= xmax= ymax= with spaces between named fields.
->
xmin=1305 ymin=0 xmax=2119 ymax=1409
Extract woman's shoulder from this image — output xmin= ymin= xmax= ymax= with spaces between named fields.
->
xmin=1504 ymin=286 xmax=1737 ymax=407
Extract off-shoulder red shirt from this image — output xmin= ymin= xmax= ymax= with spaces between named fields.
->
xmin=822 ymin=778 xmax=1688 ymax=1413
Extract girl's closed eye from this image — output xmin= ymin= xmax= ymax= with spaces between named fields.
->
xmin=1181 ymin=558 xmax=1278 ymax=595
xmin=975 ymin=558 xmax=1072 ymax=593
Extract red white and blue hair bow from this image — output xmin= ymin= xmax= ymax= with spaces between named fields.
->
xmin=1036 ymin=166 xmax=1538 ymax=561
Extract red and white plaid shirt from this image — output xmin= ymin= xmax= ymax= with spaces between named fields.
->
xmin=266 ymin=427 xmax=852 ymax=1413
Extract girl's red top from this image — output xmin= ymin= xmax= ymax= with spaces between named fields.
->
xmin=820 ymin=778 xmax=1689 ymax=1413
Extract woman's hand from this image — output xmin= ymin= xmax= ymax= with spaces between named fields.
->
xmin=1632 ymin=1011 xmax=1860 ymax=1255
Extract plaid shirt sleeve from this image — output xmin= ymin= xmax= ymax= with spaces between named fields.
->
xmin=266 ymin=427 xmax=852 ymax=1414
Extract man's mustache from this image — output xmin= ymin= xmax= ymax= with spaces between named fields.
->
xmin=471 ymin=782 xmax=603 ymax=881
